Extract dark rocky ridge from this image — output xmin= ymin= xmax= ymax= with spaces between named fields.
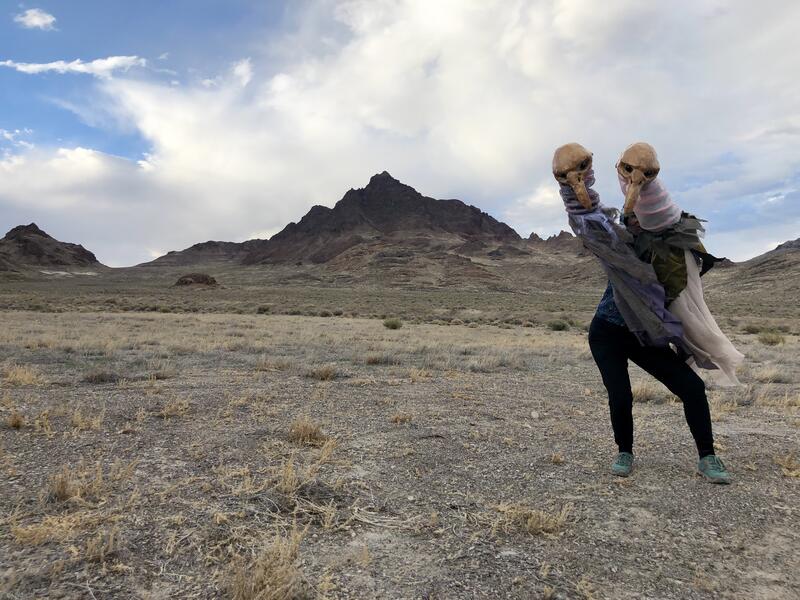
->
xmin=241 ymin=171 xmax=521 ymax=265
xmin=0 ymin=224 xmax=102 ymax=270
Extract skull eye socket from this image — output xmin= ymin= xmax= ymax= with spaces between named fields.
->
xmin=623 ymin=164 xmax=633 ymax=173
xmin=578 ymin=159 xmax=589 ymax=170
xmin=644 ymin=169 xmax=658 ymax=178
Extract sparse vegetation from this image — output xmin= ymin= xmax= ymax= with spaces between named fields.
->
xmin=365 ymin=352 xmax=395 ymax=366
xmin=390 ymin=412 xmax=412 ymax=424
xmin=489 ymin=503 xmax=572 ymax=536
xmin=4 ymin=364 xmax=42 ymax=386
xmin=160 ymin=396 xmax=190 ymax=419
xmin=227 ymin=529 xmax=310 ymax=600
xmin=0 ymin=293 xmax=797 ymax=598
xmin=383 ymin=318 xmax=403 ymax=330
xmin=758 ymin=331 xmax=786 ymax=346
xmin=305 ymin=364 xmax=338 ymax=381
xmin=288 ymin=417 xmax=328 ymax=447
xmin=775 ymin=454 xmax=800 ymax=478
xmin=547 ymin=319 xmax=569 ymax=331
xmin=754 ymin=366 xmax=791 ymax=384
xmin=6 ymin=410 xmax=25 ymax=429
xmin=632 ymin=381 xmax=664 ymax=404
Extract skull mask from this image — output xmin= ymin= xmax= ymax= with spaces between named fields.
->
xmin=617 ymin=142 xmax=660 ymax=214
xmin=552 ymin=143 xmax=594 ymax=210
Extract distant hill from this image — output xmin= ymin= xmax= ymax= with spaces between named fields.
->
xmin=142 ymin=240 xmax=263 ymax=267
xmin=706 ymin=236 xmax=800 ymax=299
xmin=0 ymin=224 xmax=104 ymax=272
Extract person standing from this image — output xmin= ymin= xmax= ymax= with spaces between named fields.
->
xmin=552 ymin=142 xmax=732 ymax=483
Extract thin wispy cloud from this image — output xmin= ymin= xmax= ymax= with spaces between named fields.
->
xmin=13 ymin=8 xmax=57 ymax=31
xmin=0 ymin=56 xmax=146 ymax=79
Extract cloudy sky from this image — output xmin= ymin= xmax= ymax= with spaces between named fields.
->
xmin=1 ymin=1 xmax=798 ymax=266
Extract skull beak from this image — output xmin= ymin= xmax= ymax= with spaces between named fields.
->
xmin=623 ymin=170 xmax=645 ymax=214
xmin=566 ymin=171 xmax=593 ymax=210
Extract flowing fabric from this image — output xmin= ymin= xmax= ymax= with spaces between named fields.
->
xmin=618 ymin=174 xmax=682 ymax=231
xmin=560 ymin=180 xmax=685 ymax=348
xmin=671 ymin=250 xmax=744 ymax=386
xmin=616 ymin=174 xmax=745 ymax=383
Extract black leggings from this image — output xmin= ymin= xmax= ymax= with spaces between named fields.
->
xmin=588 ymin=317 xmax=715 ymax=458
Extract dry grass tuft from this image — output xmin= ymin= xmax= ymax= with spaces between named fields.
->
xmin=490 ymin=503 xmax=572 ymax=536
xmin=550 ymin=453 xmax=565 ymax=465
xmin=44 ymin=460 xmax=137 ymax=504
xmin=85 ymin=527 xmax=121 ymax=562
xmin=160 ymin=397 xmax=190 ymax=419
xmin=11 ymin=512 xmax=106 ymax=546
xmin=305 ymin=365 xmax=338 ymax=381
xmin=4 ymin=364 xmax=42 ymax=386
xmin=383 ymin=318 xmax=403 ymax=330
xmin=365 ymin=353 xmax=396 ymax=366
xmin=753 ymin=366 xmax=792 ymax=384
xmin=632 ymin=381 xmax=664 ymax=404
xmin=546 ymin=320 xmax=569 ymax=332
xmin=228 ymin=528 xmax=310 ymax=600
xmin=774 ymin=454 xmax=800 ymax=478
xmin=6 ymin=410 xmax=25 ymax=429
xmin=758 ymin=331 xmax=785 ymax=346
xmin=390 ymin=412 xmax=412 ymax=424
xmin=256 ymin=356 xmax=291 ymax=372
xmin=71 ymin=407 xmax=105 ymax=431
xmin=288 ymin=417 xmax=329 ymax=447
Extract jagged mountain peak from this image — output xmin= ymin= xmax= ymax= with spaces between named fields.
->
xmin=4 ymin=223 xmax=51 ymax=241
xmin=242 ymin=172 xmax=520 ymax=265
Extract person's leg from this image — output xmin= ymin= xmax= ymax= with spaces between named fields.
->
xmin=626 ymin=344 xmax=715 ymax=458
xmin=588 ymin=317 xmax=635 ymax=455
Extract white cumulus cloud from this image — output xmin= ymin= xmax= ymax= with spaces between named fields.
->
xmin=13 ymin=8 xmax=57 ymax=30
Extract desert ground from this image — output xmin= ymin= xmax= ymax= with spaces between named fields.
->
xmin=1 ymin=275 xmax=798 ymax=599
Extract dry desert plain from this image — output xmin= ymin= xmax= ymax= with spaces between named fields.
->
xmin=0 ymin=270 xmax=799 ymax=599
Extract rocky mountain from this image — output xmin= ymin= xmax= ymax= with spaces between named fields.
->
xmin=0 ymin=224 xmax=103 ymax=271
xmin=241 ymin=171 xmax=521 ymax=265
xmin=138 ymin=172 xmax=567 ymax=288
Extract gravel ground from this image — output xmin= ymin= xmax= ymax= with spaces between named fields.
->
xmin=1 ymin=312 xmax=798 ymax=599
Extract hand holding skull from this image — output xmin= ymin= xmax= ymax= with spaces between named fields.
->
xmin=552 ymin=143 xmax=595 ymax=210
xmin=617 ymin=142 xmax=660 ymax=215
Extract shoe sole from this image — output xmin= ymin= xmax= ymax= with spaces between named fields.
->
xmin=612 ymin=467 xmax=633 ymax=477
xmin=696 ymin=470 xmax=731 ymax=484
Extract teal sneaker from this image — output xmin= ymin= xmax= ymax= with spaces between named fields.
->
xmin=611 ymin=452 xmax=634 ymax=477
xmin=697 ymin=455 xmax=731 ymax=484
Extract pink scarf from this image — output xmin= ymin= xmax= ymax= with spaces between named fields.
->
xmin=618 ymin=174 xmax=682 ymax=231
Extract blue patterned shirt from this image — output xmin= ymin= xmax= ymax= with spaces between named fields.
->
xmin=595 ymin=283 xmax=627 ymax=327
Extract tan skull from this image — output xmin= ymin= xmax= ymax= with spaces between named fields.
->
xmin=552 ymin=143 xmax=594 ymax=210
xmin=617 ymin=142 xmax=660 ymax=214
